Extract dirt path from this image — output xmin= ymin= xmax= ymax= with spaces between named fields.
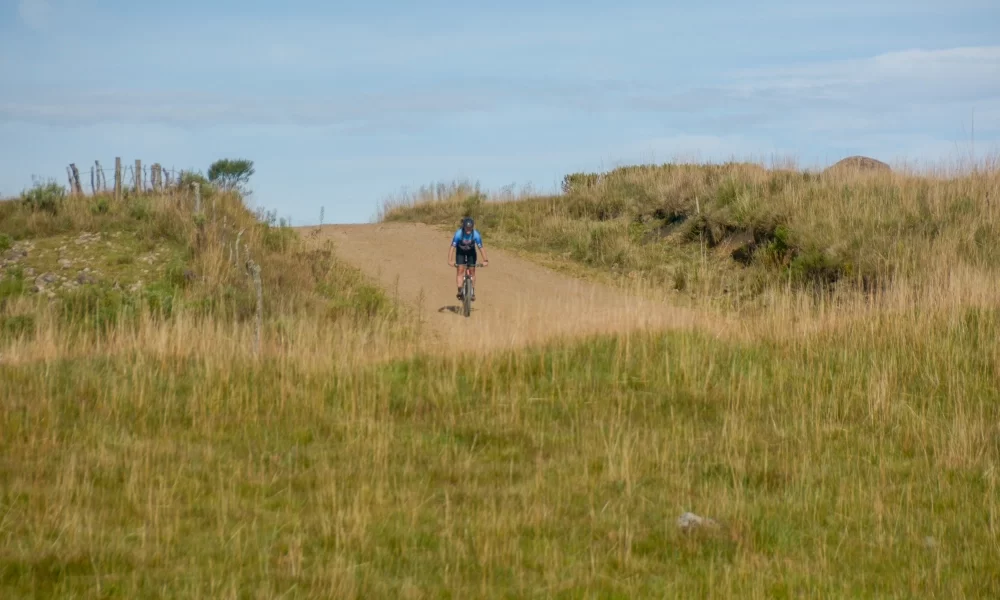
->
xmin=302 ymin=222 xmax=730 ymax=354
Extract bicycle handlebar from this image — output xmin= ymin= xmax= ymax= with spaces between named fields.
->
xmin=454 ymin=263 xmax=486 ymax=268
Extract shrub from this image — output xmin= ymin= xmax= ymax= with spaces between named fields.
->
xmin=90 ymin=197 xmax=110 ymax=215
xmin=208 ymin=158 xmax=255 ymax=194
xmin=0 ymin=314 xmax=36 ymax=340
xmin=21 ymin=180 xmax=66 ymax=214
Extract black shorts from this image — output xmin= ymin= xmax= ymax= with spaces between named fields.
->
xmin=456 ymin=248 xmax=477 ymax=266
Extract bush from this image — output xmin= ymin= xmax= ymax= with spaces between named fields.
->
xmin=1 ymin=314 xmax=35 ymax=340
xmin=0 ymin=234 xmax=11 ymax=253
xmin=21 ymin=180 xmax=66 ymax=214
xmin=90 ymin=197 xmax=110 ymax=215
xmin=208 ymin=158 xmax=254 ymax=194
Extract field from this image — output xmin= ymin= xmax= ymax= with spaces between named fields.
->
xmin=2 ymin=158 xmax=999 ymax=597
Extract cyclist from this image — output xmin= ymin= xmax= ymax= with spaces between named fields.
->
xmin=448 ymin=216 xmax=489 ymax=301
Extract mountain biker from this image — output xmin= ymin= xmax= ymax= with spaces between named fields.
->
xmin=448 ymin=216 xmax=488 ymax=301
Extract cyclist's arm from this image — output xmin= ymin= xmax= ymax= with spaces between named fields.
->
xmin=448 ymin=230 xmax=460 ymax=265
xmin=475 ymin=232 xmax=488 ymax=264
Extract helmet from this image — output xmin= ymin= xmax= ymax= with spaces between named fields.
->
xmin=462 ymin=217 xmax=474 ymax=230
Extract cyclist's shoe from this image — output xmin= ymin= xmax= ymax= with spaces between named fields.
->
xmin=456 ymin=288 xmax=463 ymax=300
xmin=471 ymin=293 xmax=476 ymax=301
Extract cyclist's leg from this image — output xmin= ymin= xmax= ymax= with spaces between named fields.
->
xmin=455 ymin=252 xmax=467 ymax=298
xmin=468 ymin=249 xmax=478 ymax=299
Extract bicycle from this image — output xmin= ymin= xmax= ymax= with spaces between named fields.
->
xmin=455 ymin=262 xmax=485 ymax=317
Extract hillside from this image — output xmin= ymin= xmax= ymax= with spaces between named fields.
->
xmin=2 ymin=162 xmax=999 ymax=597
xmin=0 ymin=179 xmax=416 ymax=365
xmin=380 ymin=161 xmax=1000 ymax=314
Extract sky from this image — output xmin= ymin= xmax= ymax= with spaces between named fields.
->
xmin=1 ymin=0 xmax=998 ymax=224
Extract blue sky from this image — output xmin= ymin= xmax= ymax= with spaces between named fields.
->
xmin=1 ymin=0 xmax=998 ymax=224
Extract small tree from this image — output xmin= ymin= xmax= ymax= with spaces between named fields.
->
xmin=207 ymin=158 xmax=255 ymax=194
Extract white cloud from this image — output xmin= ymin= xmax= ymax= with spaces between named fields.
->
xmin=18 ymin=0 xmax=52 ymax=30
xmin=732 ymin=46 xmax=1000 ymax=104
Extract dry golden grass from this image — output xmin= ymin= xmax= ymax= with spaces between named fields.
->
xmin=2 ymin=160 xmax=1000 ymax=597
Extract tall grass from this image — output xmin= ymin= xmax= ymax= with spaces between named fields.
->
xmin=2 ymin=162 xmax=999 ymax=596
xmin=380 ymin=156 xmax=1000 ymax=313
xmin=2 ymin=299 xmax=998 ymax=596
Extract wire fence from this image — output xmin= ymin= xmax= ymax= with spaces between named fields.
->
xmin=66 ymin=158 xmax=192 ymax=198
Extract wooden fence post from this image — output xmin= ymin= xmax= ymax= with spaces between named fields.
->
xmin=134 ymin=159 xmax=142 ymax=193
xmin=67 ymin=166 xmax=74 ymax=194
xmin=192 ymin=182 xmax=201 ymax=213
xmin=95 ymin=160 xmax=104 ymax=191
xmin=114 ymin=157 xmax=122 ymax=199
xmin=90 ymin=166 xmax=95 ymax=195
xmin=69 ymin=164 xmax=83 ymax=195
xmin=247 ymin=258 xmax=263 ymax=358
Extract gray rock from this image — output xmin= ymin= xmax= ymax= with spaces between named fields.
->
xmin=677 ymin=512 xmax=720 ymax=532
xmin=58 ymin=259 xmax=72 ymax=269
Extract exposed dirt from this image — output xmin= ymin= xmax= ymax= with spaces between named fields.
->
xmin=301 ymin=222 xmax=733 ymax=354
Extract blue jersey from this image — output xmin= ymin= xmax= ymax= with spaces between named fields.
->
xmin=451 ymin=228 xmax=483 ymax=252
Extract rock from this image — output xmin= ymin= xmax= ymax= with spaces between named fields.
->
xmin=824 ymin=155 xmax=891 ymax=174
xmin=75 ymin=232 xmax=101 ymax=245
xmin=183 ymin=269 xmax=197 ymax=283
xmin=58 ymin=259 xmax=72 ymax=269
xmin=76 ymin=272 xmax=96 ymax=285
xmin=25 ymin=267 xmax=35 ymax=277
xmin=36 ymin=272 xmax=57 ymax=285
xmin=677 ymin=512 xmax=720 ymax=532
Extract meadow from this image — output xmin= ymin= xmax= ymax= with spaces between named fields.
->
xmin=1 ymin=157 xmax=998 ymax=597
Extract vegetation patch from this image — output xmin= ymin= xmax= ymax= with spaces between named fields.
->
xmin=381 ymin=161 xmax=999 ymax=307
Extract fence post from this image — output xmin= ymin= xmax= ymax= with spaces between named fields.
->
xmin=114 ymin=157 xmax=122 ymax=199
xmin=134 ymin=159 xmax=142 ymax=193
xmin=66 ymin=167 xmax=74 ymax=194
xmin=95 ymin=161 xmax=104 ymax=191
xmin=192 ymin=182 xmax=201 ymax=213
xmin=90 ymin=166 xmax=95 ymax=195
xmin=248 ymin=258 xmax=263 ymax=358
xmin=69 ymin=164 xmax=83 ymax=195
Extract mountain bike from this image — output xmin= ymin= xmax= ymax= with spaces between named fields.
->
xmin=455 ymin=262 xmax=485 ymax=317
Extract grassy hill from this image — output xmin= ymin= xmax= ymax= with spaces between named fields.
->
xmin=381 ymin=160 xmax=1000 ymax=314
xmin=3 ymin=161 xmax=999 ymax=597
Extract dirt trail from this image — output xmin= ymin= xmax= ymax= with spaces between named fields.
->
xmin=303 ymin=222 xmax=729 ymax=354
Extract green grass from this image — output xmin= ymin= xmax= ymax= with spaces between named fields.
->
xmin=1 ymin=307 xmax=998 ymax=597
xmin=380 ymin=162 xmax=1000 ymax=310
xmin=0 ymin=181 xmax=407 ymax=343
xmin=3 ymin=164 xmax=1000 ymax=597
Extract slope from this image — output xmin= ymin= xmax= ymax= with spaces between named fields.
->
xmin=303 ymin=222 xmax=731 ymax=353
